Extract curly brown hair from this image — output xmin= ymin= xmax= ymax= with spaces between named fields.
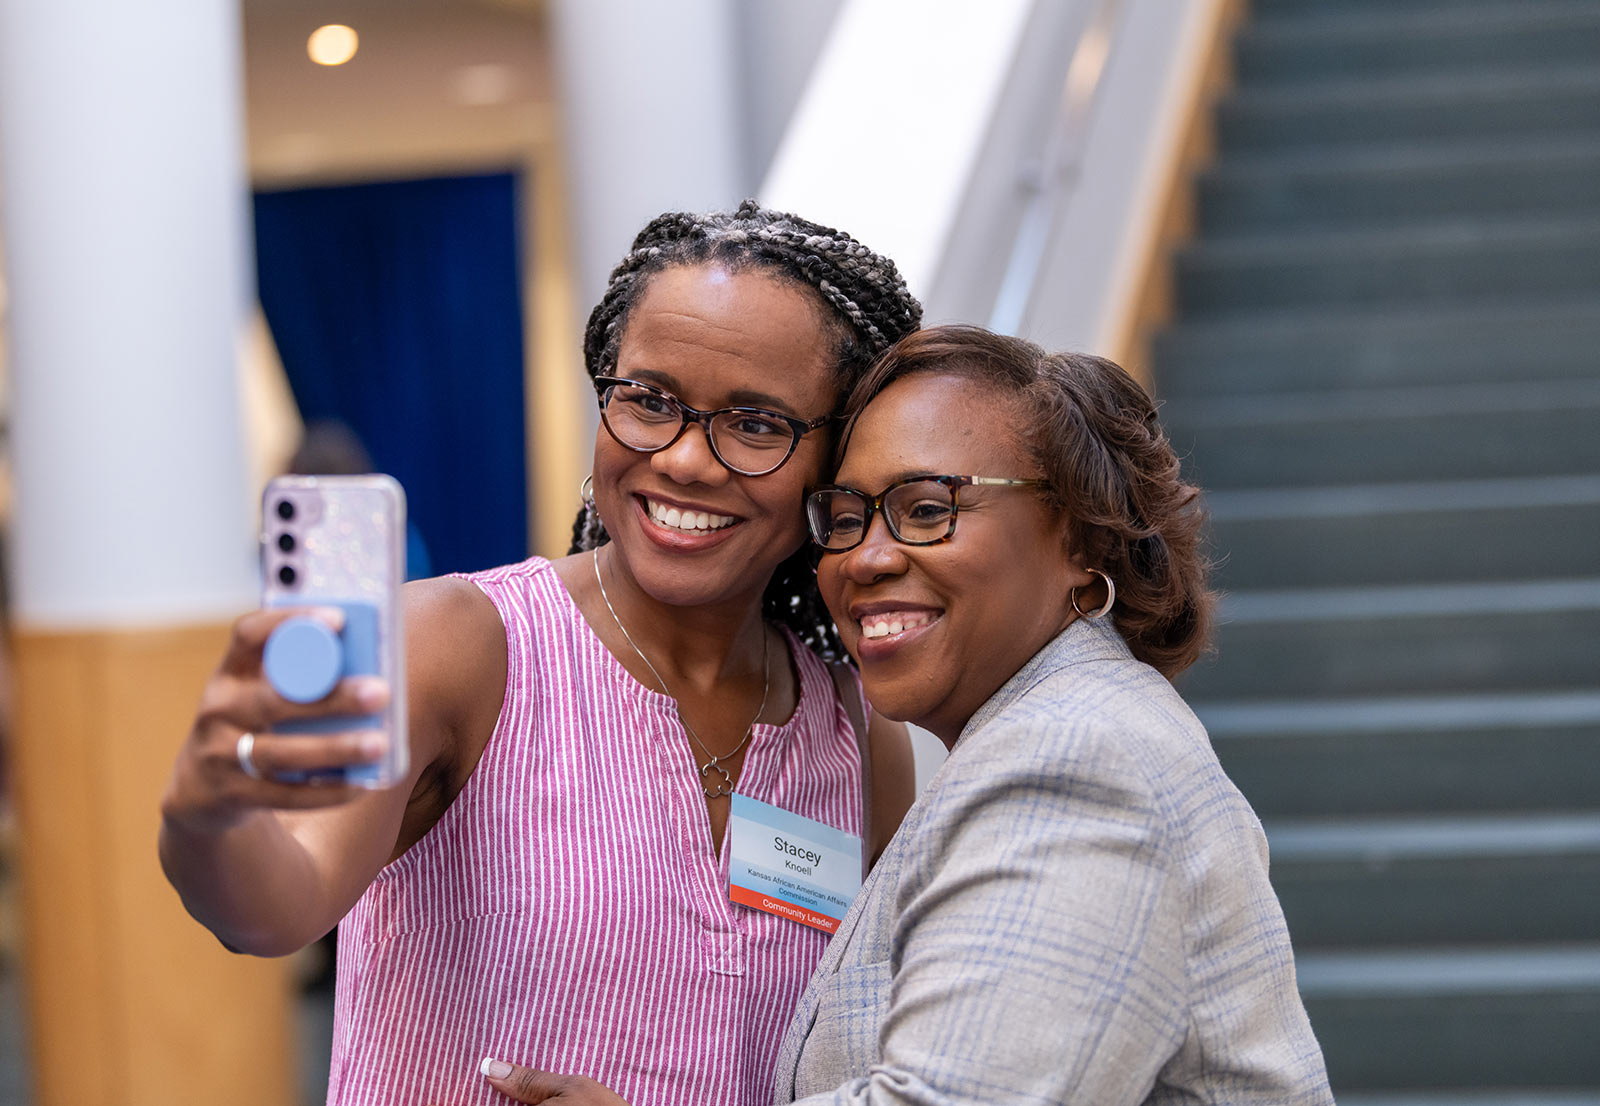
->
xmin=839 ymin=325 xmax=1214 ymax=678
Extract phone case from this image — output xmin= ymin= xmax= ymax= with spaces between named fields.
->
xmin=260 ymin=474 xmax=408 ymax=787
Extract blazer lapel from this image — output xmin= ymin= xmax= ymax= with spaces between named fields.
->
xmin=771 ymin=820 xmax=907 ymax=1099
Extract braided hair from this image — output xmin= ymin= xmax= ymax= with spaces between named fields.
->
xmin=568 ymin=200 xmax=922 ymax=660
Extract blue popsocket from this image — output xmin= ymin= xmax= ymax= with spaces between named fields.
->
xmin=262 ymin=603 xmax=384 ymax=784
xmin=263 ymin=617 xmax=345 ymax=703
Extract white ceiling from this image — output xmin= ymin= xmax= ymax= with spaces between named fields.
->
xmin=242 ymin=0 xmax=554 ymax=187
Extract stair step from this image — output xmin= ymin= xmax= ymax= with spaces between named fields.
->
xmin=1166 ymin=381 xmax=1600 ymax=489
xmin=1301 ymin=944 xmax=1600 ymax=997
xmin=1266 ymin=814 xmax=1600 ymax=947
xmin=1238 ymin=2 xmax=1600 ymax=86
xmin=1204 ymin=478 xmax=1600 ymax=589
xmin=1298 ymin=945 xmax=1600 ymax=1090
xmin=1198 ymin=138 xmax=1600 ymax=235
xmin=1271 ymin=815 xmax=1600 ymax=861
xmin=0 ymin=965 xmax=25 ymax=1106
xmin=1254 ymin=0 xmax=1549 ymax=12
xmin=1177 ymin=581 xmax=1600 ymax=700
xmin=1218 ymin=67 xmax=1600 ymax=154
xmin=1153 ymin=299 xmax=1600 ymax=397
xmin=1218 ymin=578 xmax=1600 ymax=621
xmin=1339 ymin=1093 xmax=1600 ymax=1106
xmin=1204 ymin=692 xmax=1600 ymax=818
xmin=1177 ymin=218 xmax=1600 ymax=317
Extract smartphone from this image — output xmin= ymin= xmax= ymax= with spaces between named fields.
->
xmin=260 ymin=474 xmax=408 ymax=788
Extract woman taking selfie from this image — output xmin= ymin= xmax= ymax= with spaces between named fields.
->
xmin=768 ymin=324 xmax=1334 ymax=1104
xmin=158 ymin=202 xmax=922 ymax=1106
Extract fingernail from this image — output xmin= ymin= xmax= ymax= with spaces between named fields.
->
xmin=480 ymin=1057 xmax=513 ymax=1079
xmin=312 ymin=607 xmax=347 ymax=631
xmin=353 ymin=678 xmax=389 ymax=711
xmin=358 ymin=734 xmax=386 ymax=759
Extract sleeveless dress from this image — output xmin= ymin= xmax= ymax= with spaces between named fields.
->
xmin=326 ymin=556 xmax=864 ymax=1106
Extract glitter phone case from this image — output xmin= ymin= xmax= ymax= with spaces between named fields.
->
xmin=260 ymin=474 xmax=408 ymax=788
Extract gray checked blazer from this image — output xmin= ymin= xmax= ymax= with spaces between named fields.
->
xmin=772 ymin=616 xmax=1333 ymax=1105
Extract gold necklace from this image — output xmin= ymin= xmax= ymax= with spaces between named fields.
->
xmin=592 ymin=549 xmax=770 ymax=798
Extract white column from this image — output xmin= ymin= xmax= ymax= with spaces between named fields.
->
xmin=0 ymin=0 xmax=256 ymax=631
xmin=547 ymin=0 xmax=747 ymax=311
xmin=0 ymin=4 xmax=295 ymax=1105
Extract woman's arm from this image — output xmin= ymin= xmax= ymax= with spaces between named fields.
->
xmin=158 ymin=577 xmax=505 ymax=955
xmin=865 ymin=714 xmax=916 ymax=866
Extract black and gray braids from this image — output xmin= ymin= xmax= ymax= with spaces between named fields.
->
xmin=568 ymin=200 xmax=922 ymax=661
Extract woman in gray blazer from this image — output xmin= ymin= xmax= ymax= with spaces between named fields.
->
xmin=782 ymin=325 xmax=1334 ymax=1104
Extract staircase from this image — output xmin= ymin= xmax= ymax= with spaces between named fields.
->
xmin=1154 ymin=1 xmax=1600 ymax=1101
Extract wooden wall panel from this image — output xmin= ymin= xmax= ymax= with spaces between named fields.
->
xmin=12 ymin=623 xmax=293 ymax=1106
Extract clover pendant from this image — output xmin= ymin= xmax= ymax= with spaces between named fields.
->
xmin=700 ymin=760 xmax=734 ymax=798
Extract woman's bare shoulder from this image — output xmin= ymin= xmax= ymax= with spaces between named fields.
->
xmin=404 ymin=576 xmax=508 ymax=759
xmin=406 ymin=575 xmax=504 ymax=653
xmin=866 ymin=712 xmax=917 ymax=865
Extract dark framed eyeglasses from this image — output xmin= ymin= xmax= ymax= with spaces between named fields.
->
xmin=593 ymin=376 xmax=832 ymax=477
xmin=807 ymin=474 xmax=1045 ymax=552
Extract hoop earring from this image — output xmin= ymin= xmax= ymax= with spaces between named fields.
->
xmin=1071 ymin=568 xmax=1115 ymax=620
xmin=579 ymin=474 xmax=594 ymax=504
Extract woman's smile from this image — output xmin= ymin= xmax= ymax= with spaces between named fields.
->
xmin=641 ymin=495 xmax=738 ymax=534
xmin=857 ymin=608 xmax=939 ymax=640
xmin=848 ymin=598 xmax=944 ymax=654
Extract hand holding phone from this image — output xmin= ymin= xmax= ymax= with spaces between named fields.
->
xmin=260 ymin=474 xmax=408 ymax=787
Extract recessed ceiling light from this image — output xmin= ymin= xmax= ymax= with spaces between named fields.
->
xmin=308 ymin=24 xmax=358 ymax=67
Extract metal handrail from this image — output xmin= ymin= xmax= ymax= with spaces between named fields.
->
xmin=989 ymin=0 xmax=1125 ymax=335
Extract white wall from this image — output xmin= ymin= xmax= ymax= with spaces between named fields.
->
xmin=732 ymin=0 xmax=846 ymax=193
xmin=550 ymin=0 xmax=848 ymax=316
xmin=547 ymin=0 xmax=747 ymax=313
xmin=762 ymin=0 xmax=1043 ymax=303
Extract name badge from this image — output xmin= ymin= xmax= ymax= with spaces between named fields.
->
xmin=728 ymin=794 xmax=862 ymax=935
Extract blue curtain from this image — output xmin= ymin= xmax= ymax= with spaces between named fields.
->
xmin=254 ymin=172 xmax=528 ymax=576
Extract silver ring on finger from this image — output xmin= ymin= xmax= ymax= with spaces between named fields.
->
xmin=236 ymin=732 xmax=262 ymax=780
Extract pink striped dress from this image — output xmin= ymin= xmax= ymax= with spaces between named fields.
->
xmin=326 ymin=556 xmax=863 ymax=1106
